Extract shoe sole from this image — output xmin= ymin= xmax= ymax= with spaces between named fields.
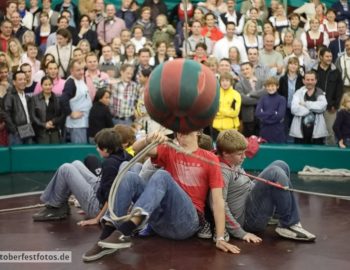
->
xmin=97 ymin=241 xmax=132 ymax=249
xmin=82 ymin=248 xmax=118 ymax=262
xmin=275 ymin=229 xmax=316 ymax=242
xmin=32 ymin=215 xmax=68 ymax=222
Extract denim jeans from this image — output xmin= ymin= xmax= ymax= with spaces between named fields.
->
xmin=40 ymin=160 xmax=101 ymax=217
xmin=67 ymin=128 xmax=87 ymax=144
xmin=244 ymin=160 xmax=300 ymax=232
xmin=104 ymin=170 xmax=199 ymax=240
xmin=9 ymin=133 xmax=33 ymax=145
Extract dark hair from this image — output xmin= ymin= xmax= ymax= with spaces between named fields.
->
xmin=141 ymin=68 xmax=152 ymax=77
xmin=40 ymin=53 xmax=55 ymax=70
xmin=20 ymin=62 xmax=31 ymax=71
xmin=240 ymin=61 xmax=253 ymax=68
xmin=80 ymin=14 xmax=91 ymax=24
xmin=12 ymin=70 xmax=25 ymax=81
xmin=304 ymin=70 xmax=317 ymax=78
xmin=40 ymin=75 xmax=53 ymax=85
xmin=138 ymin=47 xmax=151 ymax=56
xmin=94 ymin=88 xmax=111 ymax=103
xmin=226 ymin=21 xmax=236 ymax=28
xmin=95 ymin=128 xmax=122 ymax=154
xmin=319 ymin=47 xmax=332 ymax=57
xmin=56 ymin=28 xmax=72 ymax=43
xmin=195 ymin=42 xmax=207 ymax=51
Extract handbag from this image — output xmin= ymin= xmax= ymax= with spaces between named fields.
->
xmin=17 ymin=123 xmax=35 ymax=139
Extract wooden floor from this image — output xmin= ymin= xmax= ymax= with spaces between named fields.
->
xmin=0 ymin=193 xmax=350 ymax=270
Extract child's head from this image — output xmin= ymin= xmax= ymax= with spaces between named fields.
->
xmin=216 ymin=130 xmax=248 ymax=166
xmin=340 ymin=92 xmax=350 ymax=110
xmin=139 ymin=68 xmax=151 ymax=85
xmin=113 ymin=124 xmax=136 ymax=149
xmin=264 ymin=76 xmax=279 ymax=94
xmin=198 ymin=133 xmax=214 ymax=151
xmin=220 ymin=72 xmax=233 ymax=90
xmin=289 ymin=13 xmax=300 ymax=28
xmin=95 ymin=128 xmax=122 ymax=157
xmin=287 ymin=56 xmax=299 ymax=73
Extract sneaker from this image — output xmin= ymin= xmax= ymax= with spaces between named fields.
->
xmin=275 ymin=223 xmax=316 ymax=241
xmin=32 ymin=203 xmax=70 ymax=221
xmin=136 ymin=223 xmax=155 ymax=237
xmin=197 ymin=220 xmax=212 ymax=239
xmin=82 ymin=243 xmax=118 ymax=262
xmin=268 ymin=217 xmax=279 ymax=226
xmin=213 ymin=229 xmax=230 ymax=242
xmin=98 ymin=230 xmax=132 ymax=249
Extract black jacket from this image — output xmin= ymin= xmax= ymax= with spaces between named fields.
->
xmin=88 ymin=102 xmax=114 ymax=138
xmin=278 ymin=74 xmax=304 ymax=102
xmin=31 ymin=92 xmax=64 ymax=132
xmin=3 ymin=89 xmax=32 ymax=134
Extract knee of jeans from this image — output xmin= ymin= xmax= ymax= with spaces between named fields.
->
xmin=149 ymin=170 xmax=172 ymax=186
xmin=271 ymin=160 xmax=290 ymax=176
xmin=269 ymin=166 xmax=290 ymax=186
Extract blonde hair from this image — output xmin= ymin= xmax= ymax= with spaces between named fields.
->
xmin=243 ymin=20 xmax=257 ymax=36
xmin=216 ymin=129 xmax=248 ymax=155
xmin=340 ymin=92 xmax=350 ymax=110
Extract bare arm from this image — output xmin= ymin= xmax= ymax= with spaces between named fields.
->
xmin=211 ymin=188 xmax=241 ymax=254
xmin=132 ymin=131 xmax=168 ymax=157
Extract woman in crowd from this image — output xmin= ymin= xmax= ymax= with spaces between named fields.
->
xmin=133 ymin=7 xmax=156 ymax=41
xmin=34 ymin=11 xmax=55 ymax=54
xmin=322 ymin=9 xmax=338 ymax=42
xmin=130 ymin=25 xmax=147 ymax=53
xmin=152 ymin=14 xmax=176 ymax=45
xmin=31 ymin=76 xmax=64 ymax=144
xmin=263 ymin=21 xmax=280 ymax=47
xmin=268 ymin=3 xmax=289 ymax=34
xmin=228 ymin=46 xmax=241 ymax=81
xmin=333 ymin=93 xmax=350 ymax=148
xmin=77 ymin=39 xmax=92 ymax=60
xmin=20 ymin=43 xmax=40 ymax=82
xmin=242 ymin=20 xmax=263 ymax=51
xmin=142 ymin=0 xmax=168 ymax=23
xmin=78 ymin=15 xmax=98 ymax=52
xmin=151 ymin=41 xmax=170 ymax=67
xmin=6 ymin=38 xmax=23 ymax=73
xmin=301 ymin=18 xmax=329 ymax=59
xmin=121 ymin=42 xmax=138 ymax=66
xmin=33 ymin=53 xmax=55 ymax=83
xmin=277 ymin=30 xmax=294 ymax=58
xmin=88 ymin=88 xmax=114 ymax=144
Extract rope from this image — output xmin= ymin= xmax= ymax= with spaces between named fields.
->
xmin=0 ymin=204 xmax=45 ymax=214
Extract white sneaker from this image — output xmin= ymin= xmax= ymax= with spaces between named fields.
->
xmin=275 ymin=223 xmax=316 ymax=241
xmin=197 ymin=220 xmax=212 ymax=239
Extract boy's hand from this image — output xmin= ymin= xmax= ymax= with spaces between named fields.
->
xmin=242 ymin=233 xmax=262 ymax=243
xmin=216 ymin=240 xmax=241 ymax=254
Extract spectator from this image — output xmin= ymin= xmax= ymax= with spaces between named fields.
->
xmin=290 ymin=71 xmax=328 ymax=144
xmin=282 ymin=13 xmax=304 ymax=40
xmin=109 ymin=64 xmax=139 ymax=125
xmin=218 ymin=0 xmax=245 ymax=35
xmin=97 ymin=4 xmax=126 ymax=47
xmin=246 ymin=7 xmax=263 ymax=35
xmin=333 ymin=92 xmax=350 ymax=148
xmin=0 ymin=19 xmax=13 ymax=52
xmin=133 ymin=48 xmax=153 ymax=84
xmin=151 ymin=41 xmax=170 ymax=67
xmin=329 ymin=21 xmax=348 ymax=62
xmin=276 ymin=30 xmax=294 ymax=58
xmin=46 ymin=28 xmax=75 ymax=79
xmin=11 ymin=10 xmax=28 ymax=43
xmin=242 ymin=20 xmax=263 ymax=51
xmin=33 ymin=0 xmax=59 ymax=28
xmin=77 ymin=39 xmax=91 ymax=62
xmin=142 ymin=0 xmax=168 ymax=23
xmin=284 ymin=39 xmax=314 ymax=76
xmin=228 ymin=47 xmax=241 ymax=80
xmin=201 ymin=12 xmax=223 ymax=42
xmin=121 ymin=42 xmax=138 ymax=67
xmin=133 ymin=7 xmax=156 ymax=41
xmin=247 ymin=47 xmax=270 ymax=82
xmin=20 ymin=43 xmax=40 ymax=82
xmin=31 ymin=76 xmax=63 ymax=144
xmin=212 ymin=72 xmax=241 ymax=140
xmin=262 ymin=21 xmax=280 ymax=47
xmin=323 ymin=9 xmax=339 ymax=42
xmin=235 ymin=62 xmax=266 ymax=137
xmin=278 ymin=57 xmax=304 ymax=142
xmin=335 ymin=38 xmax=350 ymax=94
xmin=17 ymin=0 xmax=33 ymax=30
xmin=110 ymin=37 xmax=122 ymax=65
xmin=88 ymin=89 xmax=114 ymax=143
xmin=99 ymin=45 xmax=120 ymax=80
xmin=85 ymin=52 xmax=110 ymax=100
xmin=20 ymin=63 xmax=37 ymax=97
xmin=3 ymin=71 xmax=34 ymax=145
xmin=313 ymin=48 xmax=343 ymax=145
xmin=60 ymin=60 xmax=92 ymax=144
xmin=33 ymin=61 xmax=65 ymax=96
xmin=294 ymin=0 xmax=319 ymax=24
xmin=300 ymin=18 xmax=329 ymax=60
xmin=255 ymin=77 xmax=286 ymax=143
xmin=6 ymin=38 xmax=23 ymax=73
xmin=193 ymin=42 xmax=208 ymax=63
xmin=182 ymin=20 xmax=212 ymax=58
xmin=268 ymin=3 xmax=289 ymax=34
xmin=117 ymin=0 xmax=137 ymax=30
xmin=152 ymin=14 xmax=176 ymax=45
xmin=0 ymin=63 xmax=11 ymax=102
xmin=259 ymin=34 xmax=284 ymax=76
xmin=78 ymin=15 xmax=98 ymax=52
xmin=54 ymin=0 xmax=79 ymax=28
xmin=130 ymin=25 xmax=147 ymax=53
xmin=34 ymin=11 xmax=55 ymax=55
xmin=33 ymin=53 xmax=55 ymax=83
xmin=0 ymin=1 xmax=17 ymax=24
xmin=213 ymin=22 xmax=247 ymax=62
xmin=241 ymin=0 xmax=268 ymax=22
xmin=332 ymin=0 xmax=350 ymax=31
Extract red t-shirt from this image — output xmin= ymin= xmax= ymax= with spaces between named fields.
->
xmin=152 ymin=144 xmax=224 ymax=213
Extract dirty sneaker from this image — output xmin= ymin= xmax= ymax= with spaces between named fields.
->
xmin=275 ymin=223 xmax=316 ymax=241
xmin=98 ymin=230 xmax=132 ymax=249
xmin=32 ymin=203 xmax=70 ymax=221
xmin=82 ymin=243 xmax=118 ymax=262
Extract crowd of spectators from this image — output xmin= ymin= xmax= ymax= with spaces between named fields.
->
xmin=0 ymin=0 xmax=350 ymax=148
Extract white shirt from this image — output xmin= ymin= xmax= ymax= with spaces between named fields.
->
xmin=213 ymin=36 xmax=248 ymax=62
xmin=18 ymin=91 xmax=30 ymax=123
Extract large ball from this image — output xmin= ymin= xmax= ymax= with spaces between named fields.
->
xmin=144 ymin=59 xmax=220 ymax=133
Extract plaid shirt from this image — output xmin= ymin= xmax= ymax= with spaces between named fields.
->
xmin=109 ymin=79 xmax=139 ymax=118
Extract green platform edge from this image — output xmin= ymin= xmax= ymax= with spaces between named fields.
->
xmin=0 ymin=144 xmax=349 ymax=174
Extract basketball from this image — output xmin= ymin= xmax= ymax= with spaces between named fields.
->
xmin=144 ymin=59 xmax=220 ymax=133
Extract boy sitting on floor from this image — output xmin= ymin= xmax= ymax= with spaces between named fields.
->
xmin=215 ymin=129 xmax=316 ymax=242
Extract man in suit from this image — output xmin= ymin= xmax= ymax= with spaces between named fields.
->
xmin=235 ymin=62 xmax=266 ymax=137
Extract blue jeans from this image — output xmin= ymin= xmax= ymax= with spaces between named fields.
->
xmin=244 ymin=160 xmax=300 ymax=231
xmin=67 ymin=128 xmax=87 ymax=144
xmin=9 ymin=133 xmax=33 ymax=145
xmin=40 ymin=160 xmax=101 ymax=217
xmin=104 ymin=170 xmax=199 ymax=240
